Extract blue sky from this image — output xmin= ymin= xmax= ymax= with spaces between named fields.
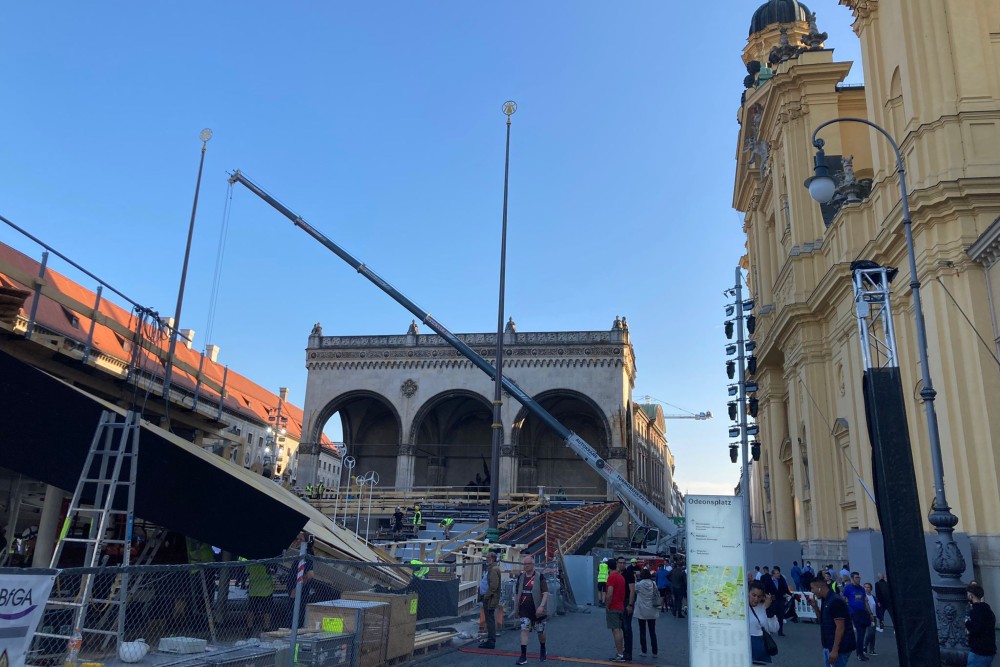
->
xmin=0 ymin=2 xmax=863 ymax=496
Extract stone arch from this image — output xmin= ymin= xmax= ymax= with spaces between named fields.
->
xmin=511 ymin=389 xmax=613 ymax=495
xmin=311 ymin=390 xmax=402 ymax=487
xmin=410 ymin=389 xmax=494 ymax=488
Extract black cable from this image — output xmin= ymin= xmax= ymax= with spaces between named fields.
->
xmin=0 ymin=212 xmax=150 ymax=312
xmin=933 ymin=276 xmax=1000 ymax=373
xmin=797 ymin=378 xmax=877 ymax=507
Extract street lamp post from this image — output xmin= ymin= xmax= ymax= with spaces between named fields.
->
xmin=806 ymin=118 xmax=967 ymax=664
xmin=489 ymin=100 xmax=516 ymax=538
xmin=163 ymin=129 xmax=212 ymax=412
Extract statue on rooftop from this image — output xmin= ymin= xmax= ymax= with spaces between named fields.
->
xmin=310 ymin=322 xmax=323 ymax=337
xmin=801 ymin=12 xmax=828 ymax=50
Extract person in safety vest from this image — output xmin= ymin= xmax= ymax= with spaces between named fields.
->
xmin=316 ymin=483 xmax=325 ymax=499
xmin=410 ymin=559 xmax=429 ymax=579
xmin=304 ymin=484 xmax=313 ymax=499
xmin=439 ymin=517 xmax=455 ymax=539
xmin=412 ymin=504 xmax=423 ymax=529
xmin=597 ymin=557 xmax=610 ymax=607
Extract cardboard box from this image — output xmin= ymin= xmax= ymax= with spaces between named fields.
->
xmin=342 ymin=591 xmax=417 ymax=660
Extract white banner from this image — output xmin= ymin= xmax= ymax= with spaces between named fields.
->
xmin=0 ymin=570 xmax=57 ymax=666
xmin=685 ymin=495 xmax=750 ymax=667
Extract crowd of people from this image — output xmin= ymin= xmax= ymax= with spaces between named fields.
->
xmin=597 ymin=555 xmax=686 ymax=662
xmin=747 ymin=560 xmax=996 ymax=666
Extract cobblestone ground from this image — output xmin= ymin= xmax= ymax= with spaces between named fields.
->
xmin=411 ymin=605 xmax=902 ymax=667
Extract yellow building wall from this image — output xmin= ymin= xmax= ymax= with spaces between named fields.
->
xmin=736 ymin=0 xmax=1000 ymax=599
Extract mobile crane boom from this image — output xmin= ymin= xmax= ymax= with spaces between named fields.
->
xmin=227 ymin=169 xmax=680 ymax=541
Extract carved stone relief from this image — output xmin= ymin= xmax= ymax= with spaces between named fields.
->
xmin=401 ymin=378 xmax=418 ymax=398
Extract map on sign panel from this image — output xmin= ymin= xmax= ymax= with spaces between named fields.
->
xmin=689 ymin=564 xmax=746 ymax=619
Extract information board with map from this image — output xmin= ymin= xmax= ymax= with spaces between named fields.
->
xmin=685 ymin=495 xmax=749 ymax=667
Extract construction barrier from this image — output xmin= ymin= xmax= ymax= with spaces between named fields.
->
xmin=25 ymin=555 xmax=465 ymax=666
xmin=790 ymin=590 xmax=818 ymax=622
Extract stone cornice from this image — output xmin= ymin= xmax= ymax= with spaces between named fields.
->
xmin=312 ymin=329 xmax=625 ymax=349
xmin=307 ymin=329 xmax=637 ymax=381
xmin=968 ymin=216 xmax=1000 ymax=268
xmin=838 ymin=0 xmax=878 ymax=35
xmin=306 ymin=355 xmax=630 ymax=374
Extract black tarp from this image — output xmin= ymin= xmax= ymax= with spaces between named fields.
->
xmin=0 ymin=349 xmax=306 ymax=558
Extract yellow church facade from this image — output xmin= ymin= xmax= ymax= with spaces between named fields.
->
xmin=734 ymin=0 xmax=1000 ymax=602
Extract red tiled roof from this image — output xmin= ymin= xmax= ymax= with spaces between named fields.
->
xmin=0 ymin=241 xmax=326 ymax=443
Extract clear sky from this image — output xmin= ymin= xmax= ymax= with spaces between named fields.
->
xmin=1 ymin=1 xmax=863 ymax=496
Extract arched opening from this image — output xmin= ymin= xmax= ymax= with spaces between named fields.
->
xmin=312 ymin=391 xmax=401 ymax=488
xmin=410 ymin=390 xmax=493 ymax=488
xmin=512 ymin=390 xmax=611 ymax=497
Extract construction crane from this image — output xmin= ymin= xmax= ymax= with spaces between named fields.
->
xmin=640 ymin=395 xmax=713 ymax=420
xmin=228 ymin=170 xmax=685 ymax=547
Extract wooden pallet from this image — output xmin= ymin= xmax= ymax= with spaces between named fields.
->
xmin=411 ymin=630 xmax=457 ymax=655
xmin=386 ymin=651 xmax=414 ymax=666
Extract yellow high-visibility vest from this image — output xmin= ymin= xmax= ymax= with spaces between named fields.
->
xmin=597 ymin=562 xmax=609 ymax=583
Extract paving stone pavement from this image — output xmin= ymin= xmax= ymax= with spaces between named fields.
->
xmin=409 ymin=604 xmax=901 ymax=667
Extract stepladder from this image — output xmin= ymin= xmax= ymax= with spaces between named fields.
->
xmin=33 ymin=409 xmax=141 ymax=666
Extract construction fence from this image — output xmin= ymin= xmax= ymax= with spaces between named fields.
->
xmin=26 ymin=554 xmax=477 ymax=667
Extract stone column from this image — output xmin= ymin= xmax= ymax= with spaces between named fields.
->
xmin=608 ymin=446 xmax=629 ymax=538
xmin=768 ymin=398 xmax=796 ymax=540
xmin=296 ymin=442 xmax=320 ymax=487
xmin=499 ymin=443 xmax=518 ymax=496
xmin=33 ymin=485 xmax=66 ymax=567
xmin=395 ymin=444 xmax=416 ymax=492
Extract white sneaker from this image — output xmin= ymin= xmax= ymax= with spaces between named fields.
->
xmin=876 ymin=627 xmax=884 ymax=633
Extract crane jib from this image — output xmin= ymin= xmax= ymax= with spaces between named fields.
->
xmin=227 ymin=169 xmax=680 ymax=539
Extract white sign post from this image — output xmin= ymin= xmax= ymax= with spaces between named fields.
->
xmin=686 ymin=495 xmax=750 ymax=667
xmin=0 ymin=570 xmax=57 ymax=665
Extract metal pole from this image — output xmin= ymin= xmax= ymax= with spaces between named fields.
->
xmin=490 ymin=101 xmax=516 ymax=533
xmin=82 ymin=285 xmax=103 ymax=364
xmin=25 ymin=251 xmax=49 ymax=340
xmin=333 ymin=457 xmax=343 ymax=525
xmin=356 ymin=477 xmax=364 ymax=536
xmin=163 ymin=129 xmax=212 ymax=408
xmin=366 ymin=477 xmax=377 ymax=542
xmin=811 ymin=117 xmax=966 ymax=664
xmin=735 ymin=268 xmax=752 ymax=544
xmin=289 ymin=539 xmax=307 ymax=659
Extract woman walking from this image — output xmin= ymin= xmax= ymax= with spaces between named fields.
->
xmin=748 ymin=580 xmax=779 ymax=664
xmin=863 ymin=582 xmax=878 ymax=656
xmin=635 ymin=569 xmax=660 ymax=657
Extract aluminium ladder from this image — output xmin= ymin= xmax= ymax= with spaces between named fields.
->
xmin=36 ymin=409 xmax=141 ymax=665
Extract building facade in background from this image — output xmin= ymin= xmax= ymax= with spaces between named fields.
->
xmin=734 ymin=0 xmax=1000 ymax=603
xmin=0 ymin=240 xmax=323 ymax=488
xmin=299 ymin=317 xmax=684 ymax=518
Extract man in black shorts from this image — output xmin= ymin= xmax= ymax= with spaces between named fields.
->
xmin=515 ymin=555 xmax=549 ymax=664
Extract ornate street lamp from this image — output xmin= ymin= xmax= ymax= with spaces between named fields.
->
xmin=806 ymin=118 xmax=967 ymax=665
